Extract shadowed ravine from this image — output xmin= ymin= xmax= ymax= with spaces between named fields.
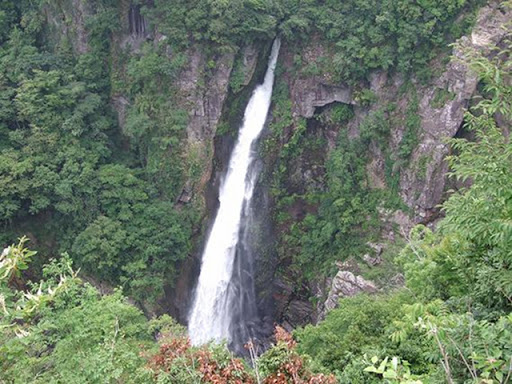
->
xmin=188 ymin=39 xmax=281 ymax=353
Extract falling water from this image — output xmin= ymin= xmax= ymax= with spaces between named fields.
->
xmin=188 ymin=39 xmax=281 ymax=348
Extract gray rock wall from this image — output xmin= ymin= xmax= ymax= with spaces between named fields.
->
xmin=279 ymin=1 xmax=511 ymax=235
xmin=271 ymin=1 xmax=511 ymax=323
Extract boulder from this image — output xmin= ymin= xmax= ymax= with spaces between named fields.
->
xmin=320 ymin=271 xmax=377 ymax=319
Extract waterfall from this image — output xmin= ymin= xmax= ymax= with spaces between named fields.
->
xmin=188 ymin=39 xmax=281 ymax=349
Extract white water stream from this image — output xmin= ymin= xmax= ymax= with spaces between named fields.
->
xmin=188 ymin=39 xmax=280 ymax=346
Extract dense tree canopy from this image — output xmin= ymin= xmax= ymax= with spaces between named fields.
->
xmin=0 ymin=0 xmax=195 ymax=303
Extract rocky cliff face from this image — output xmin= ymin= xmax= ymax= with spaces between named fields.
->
xmin=43 ymin=0 xmax=91 ymax=54
xmin=268 ymin=1 xmax=511 ymax=326
xmin=280 ymin=2 xmax=510 ymax=234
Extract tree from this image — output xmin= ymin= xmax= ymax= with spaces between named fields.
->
xmin=400 ymin=39 xmax=512 ymax=316
xmin=0 ymin=241 xmax=154 ymax=384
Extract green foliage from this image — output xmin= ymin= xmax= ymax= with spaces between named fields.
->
xmin=70 ymin=197 xmax=193 ymax=303
xmin=72 ymin=216 xmax=127 ymax=281
xmin=330 ymin=104 xmax=355 ymax=124
xmin=295 ymin=293 xmax=419 ymax=377
xmin=118 ymin=201 xmax=193 ymax=303
xmin=140 ymin=0 xmax=278 ymax=50
xmin=139 ymin=0 xmax=477 ymax=83
xmin=364 ymin=356 xmax=423 ymax=384
xmin=122 ymin=41 xmax=189 ymax=199
xmin=388 ymin=301 xmax=512 ymax=383
xmin=441 ymin=128 xmax=512 ymax=309
xmin=229 ymin=59 xmax=247 ymax=94
xmin=0 ymin=236 xmax=36 ymax=282
xmin=281 ymin=107 xmax=399 ymax=279
xmin=1 ymin=289 xmax=152 ymax=383
xmin=281 ymin=0 xmax=479 ymax=83
xmin=0 ymin=2 xmax=18 ymax=44
xmin=0 ymin=247 xmax=154 ymax=384
xmin=430 ymin=88 xmax=456 ymax=109
xmin=290 ymin=39 xmax=512 ymax=384
xmin=354 ymin=89 xmax=378 ymax=107
xmin=399 ymin=42 xmax=512 ymax=316
xmin=257 ymin=326 xmax=337 ymax=383
xmin=295 ymin=134 xmax=374 ymax=276
xmin=416 ymin=310 xmax=512 ymax=383
xmin=398 ymin=226 xmax=467 ymax=302
xmin=0 ymin=1 xmax=195 ymax=304
xmin=258 ymin=342 xmax=294 ymax=379
xmin=398 ymin=92 xmax=420 ymax=160
xmin=269 ymin=76 xmax=294 ymax=136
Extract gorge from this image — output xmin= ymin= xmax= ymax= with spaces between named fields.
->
xmin=0 ymin=0 xmax=510 ymax=382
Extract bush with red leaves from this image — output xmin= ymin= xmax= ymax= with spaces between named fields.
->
xmin=146 ymin=326 xmax=336 ymax=384
xmin=258 ymin=327 xmax=337 ymax=384
xmin=147 ymin=335 xmax=254 ymax=383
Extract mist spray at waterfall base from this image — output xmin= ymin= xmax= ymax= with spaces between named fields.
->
xmin=188 ymin=39 xmax=281 ymax=352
